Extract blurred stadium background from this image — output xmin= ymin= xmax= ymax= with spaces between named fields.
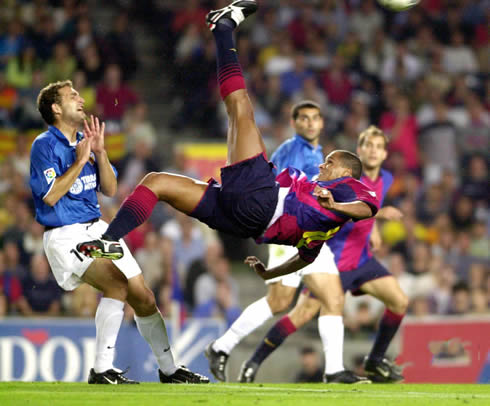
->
xmin=0 ymin=0 xmax=488 ymax=384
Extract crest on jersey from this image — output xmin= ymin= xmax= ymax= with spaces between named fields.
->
xmin=43 ymin=168 xmax=56 ymax=184
xmin=70 ymin=178 xmax=84 ymax=195
xmin=89 ymin=152 xmax=95 ymax=165
xmin=368 ymin=191 xmax=377 ymax=197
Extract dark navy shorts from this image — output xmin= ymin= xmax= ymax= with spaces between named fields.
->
xmin=302 ymin=257 xmax=391 ymax=298
xmin=191 ymin=153 xmax=279 ymax=239
xmin=340 ymin=257 xmax=391 ymax=295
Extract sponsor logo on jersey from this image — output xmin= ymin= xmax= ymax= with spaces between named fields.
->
xmin=70 ymin=174 xmax=97 ymax=195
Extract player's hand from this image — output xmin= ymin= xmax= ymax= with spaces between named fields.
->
xmin=377 ymin=206 xmax=403 ymax=221
xmin=83 ymin=115 xmax=106 ymax=154
xmin=313 ymin=186 xmax=335 ymax=210
xmin=244 ymin=256 xmax=268 ymax=280
xmin=75 ymin=137 xmax=92 ymax=165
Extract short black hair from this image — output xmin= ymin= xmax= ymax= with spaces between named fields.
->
xmin=37 ymin=80 xmax=72 ymax=125
xmin=291 ymin=100 xmax=321 ymax=120
xmin=335 ymin=150 xmax=363 ymax=179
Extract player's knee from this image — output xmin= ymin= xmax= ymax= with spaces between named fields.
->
xmin=141 ymin=172 xmax=161 ymax=189
xmin=393 ymin=292 xmax=409 ymax=315
xmin=321 ymin=292 xmax=344 ymax=314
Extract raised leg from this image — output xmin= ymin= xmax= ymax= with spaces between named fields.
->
xmin=208 ymin=1 xmax=265 ymax=164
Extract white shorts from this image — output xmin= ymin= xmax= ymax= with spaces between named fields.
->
xmin=43 ymin=219 xmax=141 ymax=291
xmin=265 ymin=243 xmax=338 ymax=288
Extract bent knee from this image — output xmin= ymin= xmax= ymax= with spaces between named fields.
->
xmin=391 ymin=292 xmax=409 ymax=315
xmin=319 ymin=292 xmax=344 ymax=314
xmin=141 ymin=172 xmax=162 ymax=189
xmin=386 ymin=293 xmax=409 ymax=314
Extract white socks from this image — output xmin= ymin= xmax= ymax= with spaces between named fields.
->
xmin=94 ymin=297 xmax=124 ymax=373
xmin=135 ymin=311 xmax=177 ymax=376
xmin=318 ymin=315 xmax=345 ymax=375
xmin=213 ymin=297 xmax=273 ymax=354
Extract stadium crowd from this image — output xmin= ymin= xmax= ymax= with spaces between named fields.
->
xmin=0 ymin=0 xmax=488 ymax=341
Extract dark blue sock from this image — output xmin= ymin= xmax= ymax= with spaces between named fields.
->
xmin=250 ymin=315 xmax=297 ymax=365
xmin=103 ymin=185 xmax=158 ymax=241
xmin=212 ymin=21 xmax=244 ymax=99
xmin=368 ymin=309 xmax=404 ymax=362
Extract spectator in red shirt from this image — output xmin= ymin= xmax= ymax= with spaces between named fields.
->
xmin=172 ymin=0 xmax=207 ymax=34
xmin=380 ymin=94 xmax=419 ymax=172
xmin=320 ymin=54 xmax=352 ymax=107
xmin=96 ymin=64 xmax=139 ymax=127
xmin=0 ymin=250 xmax=28 ymax=314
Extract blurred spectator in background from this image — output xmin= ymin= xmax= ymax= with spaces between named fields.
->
xmin=20 ymin=254 xmax=62 ymax=316
xmin=105 ymin=11 xmax=139 ymax=80
xmin=193 ymin=256 xmax=240 ymax=327
xmin=43 ymin=41 xmax=77 ymax=83
xmin=134 ymin=231 xmax=167 ymax=293
xmin=96 ymin=64 xmax=139 ymax=130
xmin=294 ymin=346 xmax=323 ymax=383
xmin=0 ymin=19 xmax=26 ymax=70
xmin=5 ymin=45 xmax=39 ymax=89
xmin=70 ymin=283 xmax=99 ymax=318
xmin=449 ymin=281 xmax=472 ymax=315
xmin=380 ymin=94 xmax=419 ymax=172
xmin=0 ymin=71 xmax=18 ymax=127
xmin=78 ymin=43 xmax=105 ymax=86
xmin=0 ymin=250 xmax=27 ymax=315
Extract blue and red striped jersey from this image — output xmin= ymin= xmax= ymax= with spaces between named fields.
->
xmin=327 ymin=168 xmax=393 ymax=271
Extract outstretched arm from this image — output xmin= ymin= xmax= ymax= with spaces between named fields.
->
xmin=313 ymin=186 xmax=374 ymax=219
xmin=244 ymin=253 xmax=309 ymax=280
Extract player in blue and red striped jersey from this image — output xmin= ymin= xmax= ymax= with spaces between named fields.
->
xmin=243 ymin=126 xmax=408 ymax=383
xmin=77 ymin=1 xmax=378 ymax=268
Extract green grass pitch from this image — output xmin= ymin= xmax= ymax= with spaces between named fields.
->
xmin=0 ymin=383 xmax=489 ymax=406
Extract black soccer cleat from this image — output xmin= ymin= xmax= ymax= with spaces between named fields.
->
xmin=77 ymin=238 xmax=124 ymax=260
xmin=237 ymin=360 xmax=259 ymax=383
xmin=159 ymin=366 xmax=210 ymax=384
xmin=324 ymin=370 xmax=372 ymax=384
xmin=206 ymin=0 xmax=258 ymax=31
xmin=364 ymin=357 xmax=404 ymax=383
xmin=204 ymin=341 xmax=229 ymax=382
xmin=88 ymin=368 xmax=139 ymax=384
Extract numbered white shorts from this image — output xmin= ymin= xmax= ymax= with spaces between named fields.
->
xmin=265 ymin=243 xmax=338 ymax=288
xmin=43 ymin=219 xmax=141 ymax=291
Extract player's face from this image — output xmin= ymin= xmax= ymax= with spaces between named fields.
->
xmin=317 ymin=152 xmax=351 ymax=181
xmin=56 ymin=86 xmax=86 ymax=125
xmin=292 ymin=108 xmax=324 ymax=143
xmin=357 ymin=135 xmax=387 ymax=170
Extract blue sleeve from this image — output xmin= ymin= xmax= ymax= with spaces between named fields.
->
xmin=329 ymin=180 xmax=379 ymax=216
xmin=29 ymin=139 xmax=61 ymax=199
xmin=270 ymin=143 xmax=291 ymax=176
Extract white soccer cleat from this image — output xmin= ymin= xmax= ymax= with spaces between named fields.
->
xmin=206 ymin=0 xmax=258 ymax=31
